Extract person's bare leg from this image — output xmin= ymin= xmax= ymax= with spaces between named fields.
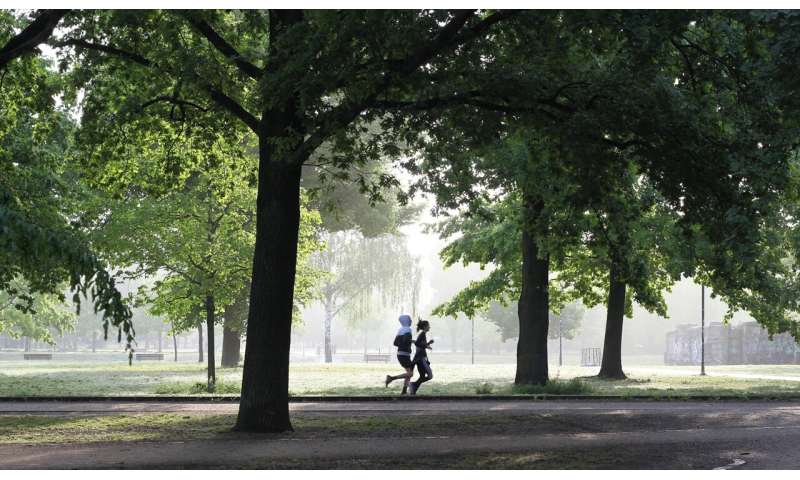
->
xmin=386 ymin=368 xmax=411 ymax=387
xmin=401 ymin=367 xmax=412 ymax=394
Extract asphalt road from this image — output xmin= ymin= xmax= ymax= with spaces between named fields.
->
xmin=2 ymin=400 xmax=800 ymax=469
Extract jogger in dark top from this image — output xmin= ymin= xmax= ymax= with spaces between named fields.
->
xmin=410 ymin=319 xmax=434 ymax=395
xmin=385 ymin=314 xmax=414 ymax=394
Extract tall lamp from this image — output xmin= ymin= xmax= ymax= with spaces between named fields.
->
xmin=701 ymin=284 xmax=706 ymax=376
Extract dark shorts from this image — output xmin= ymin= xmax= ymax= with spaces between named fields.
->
xmin=397 ymin=354 xmax=413 ymax=369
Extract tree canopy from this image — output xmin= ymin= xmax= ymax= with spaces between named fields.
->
xmin=1 ymin=16 xmax=132 ymax=347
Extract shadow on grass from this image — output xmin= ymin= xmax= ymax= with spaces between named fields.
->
xmin=0 ymin=414 xmax=242 ymax=444
xmin=0 ymin=412 xmax=579 ymax=445
xmin=155 ymin=381 xmax=240 ymax=395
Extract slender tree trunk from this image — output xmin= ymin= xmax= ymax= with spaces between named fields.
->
xmin=197 ymin=321 xmax=204 ymax=363
xmin=323 ymin=296 xmax=334 ymax=363
xmin=24 ymin=337 xmax=31 ymax=352
xmin=91 ymin=331 xmax=97 ymax=353
xmin=599 ymin=268 xmax=627 ymax=379
xmin=158 ymin=326 xmax=163 ymax=353
xmin=205 ymin=294 xmax=216 ymax=390
xmin=515 ymin=198 xmax=549 ymax=386
xmin=221 ymin=321 xmax=242 ymax=368
xmin=172 ymin=328 xmax=178 ymax=363
xmin=235 ymin=141 xmax=304 ymax=433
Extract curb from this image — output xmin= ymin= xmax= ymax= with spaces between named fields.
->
xmin=1 ymin=394 xmax=800 ymax=403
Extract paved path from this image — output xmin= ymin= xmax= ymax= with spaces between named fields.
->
xmin=1 ymin=399 xmax=799 ymax=415
xmin=2 ymin=400 xmax=800 ymax=468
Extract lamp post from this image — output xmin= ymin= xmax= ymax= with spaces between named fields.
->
xmin=471 ymin=316 xmax=475 ymax=365
xmin=558 ymin=315 xmax=563 ymax=367
xmin=701 ymin=284 xmax=706 ymax=376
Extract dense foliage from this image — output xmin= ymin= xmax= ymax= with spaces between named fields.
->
xmin=1 ymin=11 xmax=132 ymax=347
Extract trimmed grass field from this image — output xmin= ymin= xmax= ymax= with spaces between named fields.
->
xmin=1 ymin=361 xmax=799 ymax=397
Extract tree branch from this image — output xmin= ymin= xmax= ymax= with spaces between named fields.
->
xmin=0 ymin=9 xmax=69 ymax=69
xmin=180 ymin=13 xmax=264 ymax=80
xmin=450 ymin=10 xmax=519 ymax=50
xmin=670 ymin=38 xmax=698 ymax=91
xmin=369 ymin=91 xmax=564 ymax=121
xmin=185 ymin=252 xmax=211 ymax=277
xmin=53 ymin=38 xmax=260 ymax=133
xmin=679 ymin=33 xmax=745 ymax=90
xmin=602 ymin=138 xmax=642 ymax=150
xmin=204 ymin=84 xmax=259 ymax=132
xmin=386 ymin=10 xmax=476 ymax=76
xmin=141 ymin=95 xmax=208 ymax=112
xmin=291 ymin=10 xmax=519 ymax=165
xmin=53 ymin=38 xmax=151 ymax=67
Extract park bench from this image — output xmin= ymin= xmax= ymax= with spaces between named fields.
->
xmin=135 ymin=352 xmax=165 ymax=361
xmin=364 ymin=353 xmax=391 ymax=363
xmin=23 ymin=353 xmax=53 ymax=360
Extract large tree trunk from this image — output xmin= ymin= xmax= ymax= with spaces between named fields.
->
xmin=599 ymin=268 xmax=627 ymax=379
xmin=205 ymin=295 xmax=216 ymax=390
xmin=235 ymin=147 xmax=303 ymax=433
xmin=197 ymin=321 xmax=204 ymax=363
xmin=221 ymin=321 xmax=242 ymax=368
xmin=515 ymin=199 xmax=549 ymax=386
xmin=235 ymin=9 xmax=306 ymax=433
xmin=323 ymin=296 xmax=334 ymax=363
xmin=221 ymin=284 xmax=249 ymax=368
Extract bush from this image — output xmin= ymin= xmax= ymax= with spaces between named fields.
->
xmin=475 ymin=382 xmax=494 ymax=395
xmin=511 ymin=378 xmax=592 ymax=395
xmin=187 ymin=381 xmax=240 ymax=394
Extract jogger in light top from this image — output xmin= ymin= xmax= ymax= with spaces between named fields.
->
xmin=384 ymin=314 xmax=414 ymax=394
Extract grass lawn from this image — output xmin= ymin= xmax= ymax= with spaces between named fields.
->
xmin=629 ymin=364 xmax=800 ymax=376
xmin=1 ymin=361 xmax=799 ymax=397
